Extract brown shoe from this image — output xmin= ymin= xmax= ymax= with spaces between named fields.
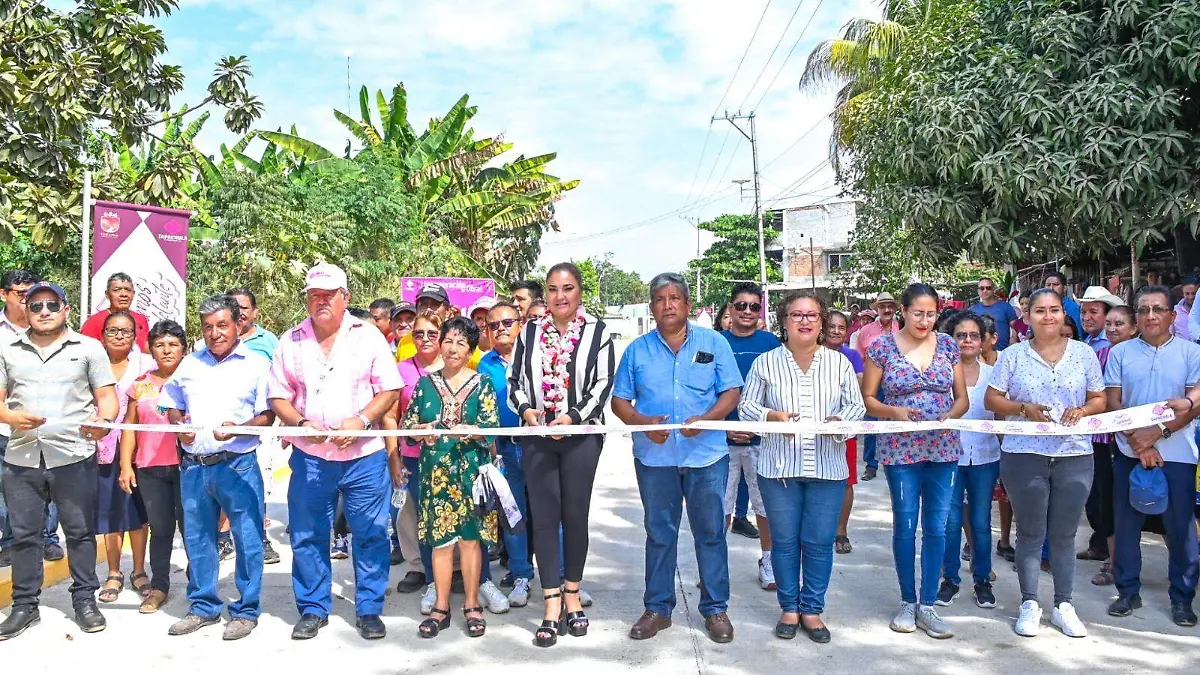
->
xmin=630 ymin=611 xmax=671 ymax=640
xmin=705 ymin=613 xmax=734 ymax=643
xmin=139 ymin=590 xmax=168 ymax=615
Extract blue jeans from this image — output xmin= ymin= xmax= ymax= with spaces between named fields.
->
xmin=735 ymin=474 xmax=750 ymax=519
xmin=180 ymin=451 xmax=265 ymax=620
xmin=0 ymin=438 xmax=60 ymax=549
xmin=289 ymin=449 xmax=391 ymax=618
xmin=943 ymin=461 xmax=1000 ymax=585
xmin=759 ymin=475 xmax=845 ymax=615
xmin=885 ymin=460 xmax=957 ymax=605
xmin=863 ymin=418 xmax=879 ymax=470
xmin=499 ymin=439 xmax=534 ymax=580
xmin=1113 ymin=452 xmax=1199 ymax=605
xmin=635 ymin=456 xmax=730 ymax=618
xmin=403 ymin=455 xmax=433 ymax=579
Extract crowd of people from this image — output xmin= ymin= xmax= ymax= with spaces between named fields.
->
xmin=0 ymin=262 xmax=1197 ymax=650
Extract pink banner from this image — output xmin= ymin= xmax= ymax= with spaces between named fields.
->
xmin=400 ymin=277 xmax=497 ymax=309
xmin=91 ymin=200 xmax=190 ymax=327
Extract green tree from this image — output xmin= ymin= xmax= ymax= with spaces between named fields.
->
xmin=686 ymin=214 xmax=782 ymax=309
xmin=594 ymin=255 xmax=649 ymax=306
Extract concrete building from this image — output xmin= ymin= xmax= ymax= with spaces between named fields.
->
xmin=765 ymin=200 xmax=857 ymax=304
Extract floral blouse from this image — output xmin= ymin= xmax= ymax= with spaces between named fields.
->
xmin=867 ymin=332 xmax=962 ymax=465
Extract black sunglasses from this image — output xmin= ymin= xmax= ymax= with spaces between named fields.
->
xmin=732 ymin=301 xmax=762 ymax=313
xmin=28 ymin=301 xmax=62 ymax=314
xmin=487 ymin=318 xmax=518 ymax=331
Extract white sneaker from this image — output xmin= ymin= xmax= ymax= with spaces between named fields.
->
xmin=420 ymin=582 xmax=436 ymax=616
xmin=479 ymin=580 xmax=510 ymax=614
xmin=759 ymin=556 xmax=777 ymax=590
xmin=889 ymin=601 xmax=917 ymax=633
xmin=1051 ymin=602 xmax=1087 ymax=637
xmin=508 ymin=578 xmax=531 ymax=608
xmin=578 ymin=587 xmax=593 ymax=607
xmin=1014 ymin=600 xmax=1042 ymax=637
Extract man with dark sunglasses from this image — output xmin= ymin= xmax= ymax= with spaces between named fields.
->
xmin=0 ymin=282 xmax=118 ymax=640
xmin=969 ymin=277 xmax=1018 ymax=351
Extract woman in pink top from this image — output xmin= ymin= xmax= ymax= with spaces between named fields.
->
xmin=117 ymin=320 xmax=187 ymax=613
xmin=95 ymin=311 xmax=154 ymax=603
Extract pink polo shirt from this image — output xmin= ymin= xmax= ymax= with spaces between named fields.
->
xmin=855 ymin=318 xmax=900 ymax=361
xmin=268 ymin=312 xmax=404 ymax=461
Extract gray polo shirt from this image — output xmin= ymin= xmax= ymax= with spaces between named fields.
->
xmin=0 ymin=329 xmax=116 ymax=468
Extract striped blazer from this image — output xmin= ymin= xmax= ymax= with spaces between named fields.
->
xmin=508 ymin=312 xmax=615 ymax=425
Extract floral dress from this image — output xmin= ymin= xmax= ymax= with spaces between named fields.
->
xmin=402 ymin=371 xmax=500 ymax=548
xmin=867 ymin=332 xmax=962 ymax=465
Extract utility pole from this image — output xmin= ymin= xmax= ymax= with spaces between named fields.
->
xmin=682 ymin=216 xmax=702 ymax=301
xmin=714 ymin=111 xmax=766 ymax=286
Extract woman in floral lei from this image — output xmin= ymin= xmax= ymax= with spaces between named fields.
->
xmin=508 ymin=262 xmax=616 ymax=647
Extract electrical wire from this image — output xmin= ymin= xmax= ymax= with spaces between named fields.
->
xmin=735 ymin=0 xmax=810 ymax=112
xmin=750 ymin=0 xmax=827 ymax=111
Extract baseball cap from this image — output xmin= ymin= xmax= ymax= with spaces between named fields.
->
xmin=1129 ymin=465 xmax=1169 ymax=515
xmin=389 ymin=302 xmax=416 ymax=319
xmin=469 ymin=296 xmax=497 ymax=317
xmin=304 ymin=263 xmax=348 ymax=292
xmin=417 ymin=283 xmax=449 ymax=305
xmin=25 ymin=281 xmax=68 ymax=304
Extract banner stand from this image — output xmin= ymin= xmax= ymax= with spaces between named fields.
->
xmin=79 ymin=170 xmax=91 ymax=329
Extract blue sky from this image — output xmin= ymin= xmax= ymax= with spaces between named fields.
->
xmin=159 ymin=0 xmax=880 ymax=279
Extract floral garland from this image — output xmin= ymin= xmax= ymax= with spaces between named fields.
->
xmin=539 ymin=307 xmax=586 ymax=416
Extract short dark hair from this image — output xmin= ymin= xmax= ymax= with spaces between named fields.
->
xmin=348 ymin=306 xmax=372 ymax=321
xmin=946 ymin=311 xmax=985 ymax=338
xmin=148 ymin=320 xmax=188 ymax=352
xmin=510 ymin=279 xmax=544 ymax=299
xmin=107 ymin=272 xmax=134 ymax=287
xmin=440 ymin=316 xmax=480 ymax=351
xmin=529 ymin=298 xmax=548 ymax=309
xmin=487 ymin=301 xmax=520 ymax=318
xmin=729 ymin=282 xmax=763 ymax=304
xmin=2 ymin=270 xmax=39 ymax=290
xmin=776 ymin=290 xmax=827 ymax=344
xmin=198 ymin=295 xmax=242 ymax=323
xmin=1135 ymin=284 xmax=1174 ymax=309
xmin=546 ymin=263 xmax=584 ymax=289
xmin=976 ymin=312 xmax=997 ymax=337
xmin=1029 ymin=287 xmax=1063 ymax=309
xmin=1044 ymin=271 xmax=1067 ymax=286
xmin=900 ymin=283 xmax=938 ymax=309
xmin=225 ymin=288 xmax=257 ymax=307
xmin=1062 ymin=314 xmax=1081 ymax=340
xmin=369 ymin=297 xmax=396 ymax=312
xmin=103 ymin=310 xmax=136 ymax=333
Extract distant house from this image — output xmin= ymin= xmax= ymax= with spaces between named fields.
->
xmin=764 ymin=200 xmax=858 ymax=305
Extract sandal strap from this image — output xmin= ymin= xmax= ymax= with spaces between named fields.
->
xmin=106 ymin=573 xmax=124 ymax=582
xmin=463 ymin=606 xmax=484 ymax=615
xmin=561 ymin=588 xmax=579 ymax=594
xmin=429 ymin=607 xmax=450 ymax=618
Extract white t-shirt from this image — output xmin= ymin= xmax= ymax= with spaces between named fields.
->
xmin=959 ymin=361 xmax=1000 ymax=466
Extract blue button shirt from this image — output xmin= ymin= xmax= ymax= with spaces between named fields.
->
xmin=159 ymin=342 xmax=272 ymax=456
xmin=478 ymin=350 xmax=519 ymax=429
xmin=1105 ymin=336 xmax=1200 ymax=464
xmin=613 ymin=324 xmax=743 ymax=468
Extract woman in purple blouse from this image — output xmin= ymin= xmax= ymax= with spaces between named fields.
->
xmin=862 ymin=283 xmax=968 ymax=640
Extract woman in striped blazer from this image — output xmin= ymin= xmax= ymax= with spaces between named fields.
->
xmin=508 ymin=262 xmax=615 ymax=647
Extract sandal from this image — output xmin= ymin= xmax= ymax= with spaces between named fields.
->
xmin=418 ymin=607 xmax=451 ymax=638
xmin=463 ymin=606 xmax=486 ymax=638
xmin=562 ymin=587 xmax=589 ymax=637
xmin=99 ymin=573 xmax=124 ymax=603
xmin=130 ymin=572 xmax=152 ymax=598
xmin=1092 ymin=560 xmax=1114 ymax=586
xmin=834 ymin=535 xmax=852 ymax=555
xmin=535 ymin=590 xmax=562 ymax=648
xmin=1076 ymin=548 xmax=1107 ymax=561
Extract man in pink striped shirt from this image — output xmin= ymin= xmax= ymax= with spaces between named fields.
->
xmin=268 ymin=263 xmax=402 ymax=642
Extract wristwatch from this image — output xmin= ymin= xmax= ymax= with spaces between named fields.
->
xmin=357 ymin=413 xmax=373 ymax=430
xmin=1158 ymin=423 xmax=1172 ymax=439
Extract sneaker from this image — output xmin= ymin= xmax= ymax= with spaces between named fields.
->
xmin=217 ymin=537 xmax=235 ymax=561
xmin=262 ymin=539 xmax=281 ymax=565
xmin=331 ymin=535 xmax=349 ymax=560
xmin=1014 ymin=600 xmax=1042 ymax=637
xmin=862 ymin=466 xmax=877 ymax=481
xmin=973 ymin=582 xmax=996 ymax=609
xmin=499 ymin=572 xmax=515 ymax=588
xmin=578 ymin=586 xmax=593 ymax=607
xmin=479 ymin=580 xmax=510 ymax=614
xmin=1171 ymin=602 xmax=1198 ymax=627
xmin=934 ymin=580 xmax=959 ymax=607
xmin=1051 ymin=602 xmax=1086 ymax=637
xmin=916 ymin=605 xmax=954 ymax=639
xmin=759 ymin=556 xmax=777 ymax=591
xmin=889 ymin=601 xmax=917 ymax=633
xmin=389 ymin=548 xmax=404 ymax=566
xmin=419 ymin=583 xmax=437 ymax=615
xmin=1108 ymin=594 xmax=1142 ymax=617
xmin=508 ymin=578 xmax=531 ymax=608
xmin=730 ymin=516 xmax=759 ymax=539
xmin=43 ymin=542 xmax=65 ymax=562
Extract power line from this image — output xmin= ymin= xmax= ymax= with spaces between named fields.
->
xmin=542 ymin=183 xmax=742 ymax=247
xmin=761 ymin=112 xmax=829 ymax=169
xmin=689 ymin=126 xmax=738 ymax=207
xmin=750 ymin=0 xmax=827 ymax=111
xmin=735 ymin=0 xmax=810 ymax=111
xmin=680 ymin=124 xmax=714 ymax=209
xmin=712 ymin=0 xmax=774 ymax=116
xmin=763 ymin=157 xmax=831 ymax=204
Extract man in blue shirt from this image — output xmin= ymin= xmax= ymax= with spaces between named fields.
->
xmin=969 ymin=277 xmax=1019 ymax=350
xmin=1105 ymin=285 xmax=1200 ymax=627
xmin=159 ymin=295 xmax=275 ymax=641
xmin=719 ymin=282 xmax=779 ymax=590
xmin=613 ymin=273 xmax=742 ymax=644
xmin=1045 ymin=272 xmax=1082 ymax=334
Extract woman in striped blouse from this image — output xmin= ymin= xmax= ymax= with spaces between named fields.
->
xmin=739 ymin=291 xmax=865 ymax=643
xmin=508 ymin=262 xmax=615 ymax=647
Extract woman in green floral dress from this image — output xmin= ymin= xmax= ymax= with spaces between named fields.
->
xmin=403 ymin=316 xmax=499 ymax=639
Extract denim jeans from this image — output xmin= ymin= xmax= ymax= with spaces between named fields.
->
xmin=289 ymin=449 xmax=391 ymax=618
xmin=181 ymin=451 xmax=265 ymax=620
xmin=759 ymin=475 xmax=846 ymax=615
xmin=0 ymin=438 xmax=60 ymax=549
xmin=885 ymin=460 xmax=957 ymax=605
xmin=735 ymin=474 xmax=750 ymax=519
xmin=634 ymin=456 xmax=730 ymax=618
xmin=862 ymin=417 xmax=879 ymax=470
xmin=403 ymin=455 xmax=433 ymax=579
xmin=499 ymin=439 xmax=533 ymax=580
xmin=1112 ymin=452 xmax=1199 ymax=605
xmin=943 ymin=461 xmax=1000 ymax=585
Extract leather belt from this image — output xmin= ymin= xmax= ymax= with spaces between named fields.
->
xmin=183 ymin=450 xmax=251 ymax=467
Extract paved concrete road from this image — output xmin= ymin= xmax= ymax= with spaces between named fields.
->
xmin=2 ymin=432 xmax=1195 ymax=674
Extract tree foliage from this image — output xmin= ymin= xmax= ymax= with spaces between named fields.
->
xmin=685 ymin=214 xmax=782 ymax=309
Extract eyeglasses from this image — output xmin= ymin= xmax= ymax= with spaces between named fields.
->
xmin=1135 ymin=306 xmax=1171 ymax=316
xmin=978 ymin=285 xmax=994 ymax=291
xmin=732 ymin=301 xmax=762 ymax=313
xmin=907 ymin=310 xmax=938 ymax=321
xmin=787 ymin=311 xmax=821 ymax=323
xmin=103 ymin=328 xmax=135 ymax=338
xmin=27 ymin=301 xmax=61 ymax=314
xmin=954 ymin=331 xmax=982 ymax=341
xmin=487 ymin=318 xmax=518 ymax=331
xmin=412 ymin=330 xmax=439 ymax=341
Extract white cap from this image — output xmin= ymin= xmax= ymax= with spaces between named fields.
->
xmin=304 ymin=263 xmax=348 ymax=292
xmin=469 ymin=296 xmax=497 ymax=317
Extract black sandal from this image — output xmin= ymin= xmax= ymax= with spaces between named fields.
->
xmin=418 ymin=607 xmax=450 ymax=638
xmin=562 ymin=587 xmax=589 ymax=637
xmin=535 ymin=590 xmax=562 ymax=648
xmin=98 ymin=573 xmax=124 ymax=603
xmin=463 ymin=606 xmax=486 ymax=638
xmin=835 ymin=535 xmax=852 ymax=554
xmin=775 ymin=621 xmax=798 ymax=639
xmin=130 ymin=572 xmax=151 ymax=598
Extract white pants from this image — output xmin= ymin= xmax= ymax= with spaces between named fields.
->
xmin=724 ymin=445 xmax=765 ymax=517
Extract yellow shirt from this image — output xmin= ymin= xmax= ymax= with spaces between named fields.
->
xmin=395 ymin=333 xmax=483 ymax=369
